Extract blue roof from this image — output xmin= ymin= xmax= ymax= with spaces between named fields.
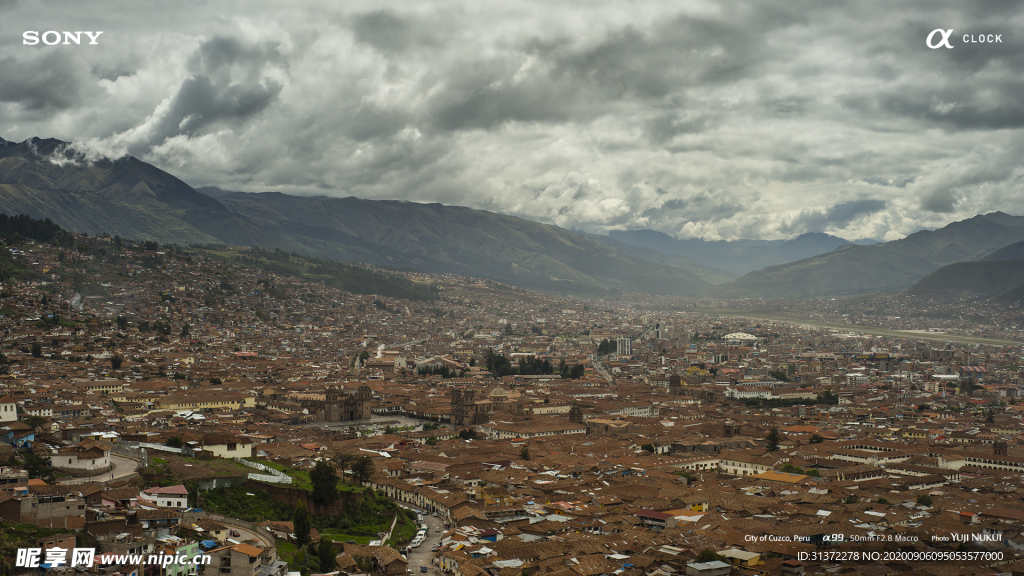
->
xmin=202 ymin=540 xmax=218 ymax=547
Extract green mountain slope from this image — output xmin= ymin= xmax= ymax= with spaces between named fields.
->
xmin=720 ymin=212 xmax=1024 ymax=298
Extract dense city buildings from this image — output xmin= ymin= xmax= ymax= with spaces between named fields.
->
xmin=1 ymin=231 xmax=1024 ymax=576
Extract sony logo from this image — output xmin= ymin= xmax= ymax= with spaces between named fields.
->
xmin=23 ymin=31 xmax=104 ymax=45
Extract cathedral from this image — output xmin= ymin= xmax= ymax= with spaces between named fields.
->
xmin=303 ymin=383 xmax=373 ymax=422
xmin=450 ymin=386 xmax=520 ymax=426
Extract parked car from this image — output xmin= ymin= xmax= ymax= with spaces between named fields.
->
xmin=230 ymin=530 xmax=240 ymax=537
xmin=421 ymin=566 xmax=428 ymax=573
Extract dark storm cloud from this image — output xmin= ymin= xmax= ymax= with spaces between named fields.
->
xmin=920 ymin=189 xmax=959 ymax=213
xmin=0 ymin=52 xmax=89 ymax=109
xmin=187 ymin=36 xmax=287 ymax=78
xmin=784 ymin=200 xmax=889 ymax=233
xmin=127 ymin=35 xmax=284 ymax=155
xmin=351 ymin=10 xmax=413 ymax=53
xmin=169 ymin=75 xmax=279 ymax=134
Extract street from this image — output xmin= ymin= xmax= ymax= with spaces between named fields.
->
xmin=401 ymin=507 xmax=445 ymax=576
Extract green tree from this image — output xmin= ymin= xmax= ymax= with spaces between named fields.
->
xmin=916 ymin=494 xmax=933 ymax=506
xmin=809 ymin=433 xmax=824 ymax=444
xmin=640 ymin=444 xmax=656 ymax=454
xmin=110 ymin=355 xmax=123 ymax=370
xmin=310 ymin=460 xmax=339 ymax=504
xmin=569 ymin=364 xmax=585 ymax=379
xmin=23 ymin=453 xmax=55 ymax=482
xmin=986 ymin=409 xmax=994 ymax=423
xmin=318 ymin=538 xmax=336 ymax=571
xmin=331 ymin=452 xmax=354 ymax=481
xmin=293 ymin=501 xmax=311 ymax=547
xmin=22 ymin=415 xmax=46 ymax=429
xmin=765 ymin=426 xmax=782 ymax=452
xmin=166 ymin=436 xmax=184 ymax=448
xmin=426 ymin=436 xmax=439 ymax=446
xmin=519 ymin=445 xmax=531 ymax=461
xmin=31 ymin=342 xmax=42 ymax=358
xmin=696 ymin=549 xmax=725 ymax=563
xmin=350 ymin=455 xmax=375 ymax=485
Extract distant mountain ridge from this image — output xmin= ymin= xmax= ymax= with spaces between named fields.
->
xmin=608 ymin=229 xmax=876 ymax=276
xmin=720 ymin=212 xmax=1024 ymax=297
xmin=0 ymin=137 xmax=710 ymax=297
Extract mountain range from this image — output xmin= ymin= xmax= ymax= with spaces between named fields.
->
xmin=717 ymin=212 xmax=1024 ymax=298
xmin=0 ymin=137 xmax=711 ymax=296
xmin=608 ymin=229 xmax=878 ymax=276
xmin=2 ymin=136 xmax=1022 ymax=300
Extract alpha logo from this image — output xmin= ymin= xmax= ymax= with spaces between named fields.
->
xmin=926 ymin=29 xmax=954 ymax=49
xmin=23 ymin=31 xmax=103 ymax=45
xmin=927 ymin=29 xmax=1003 ymax=49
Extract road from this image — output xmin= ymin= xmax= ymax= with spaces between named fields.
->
xmin=401 ymin=507 xmax=445 ymax=576
xmin=227 ymin=523 xmax=275 ymax=549
xmin=60 ymin=454 xmax=140 ymax=485
xmin=592 ymin=359 xmax=614 ymax=384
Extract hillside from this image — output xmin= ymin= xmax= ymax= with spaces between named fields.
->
xmin=608 ymin=229 xmax=868 ymax=276
xmin=0 ymin=137 xmax=709 ymax=297
xmin=720 ymin=212 xmax=1024 ymax=298
xmin=905 ymin=260 xmax=1024 ymax=302
xmin=215 ymin=192 xmax=711 ymax=296
xmin=0 ymin=137 xmax=291 ymax=248
xmin=980 ymin=240 xmax=1024 ymax=262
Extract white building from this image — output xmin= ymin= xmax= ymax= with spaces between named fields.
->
xmin=0 ymin=396 xmax=16 ymax=423
xmin=616 ymin=337 xmax=632 ymax=356
xmin=139 ymin=485 xmax=190 ymax=509
xmin=53 ymin=439 xmax=111 ymax=473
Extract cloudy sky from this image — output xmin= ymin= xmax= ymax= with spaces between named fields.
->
xmin=2 ymin=0 xmax=1023 ymax=241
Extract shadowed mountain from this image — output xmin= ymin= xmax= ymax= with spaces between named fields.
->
xmin=0 ymin=137 xmax=291 ymax=248
xmin=905 ymin=260 xmax=1024 ymax=303
xmin=608 ymin=229 xmax=869 ymax=276
xmin=214 ymin=192 xmax=711 ymax=296
xmin=721 ymin=212 xmax=1024 ymax=298
xmin=0 ymin=137 xmax=710 ymax=296
xmin=582 ymin=233 xmax=736 ymax=285
xmin=980 ymin=239 xmax=1024 ymax=262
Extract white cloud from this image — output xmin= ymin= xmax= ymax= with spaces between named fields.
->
xmin=1 ymin=0 xmax=1023 ymax=241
